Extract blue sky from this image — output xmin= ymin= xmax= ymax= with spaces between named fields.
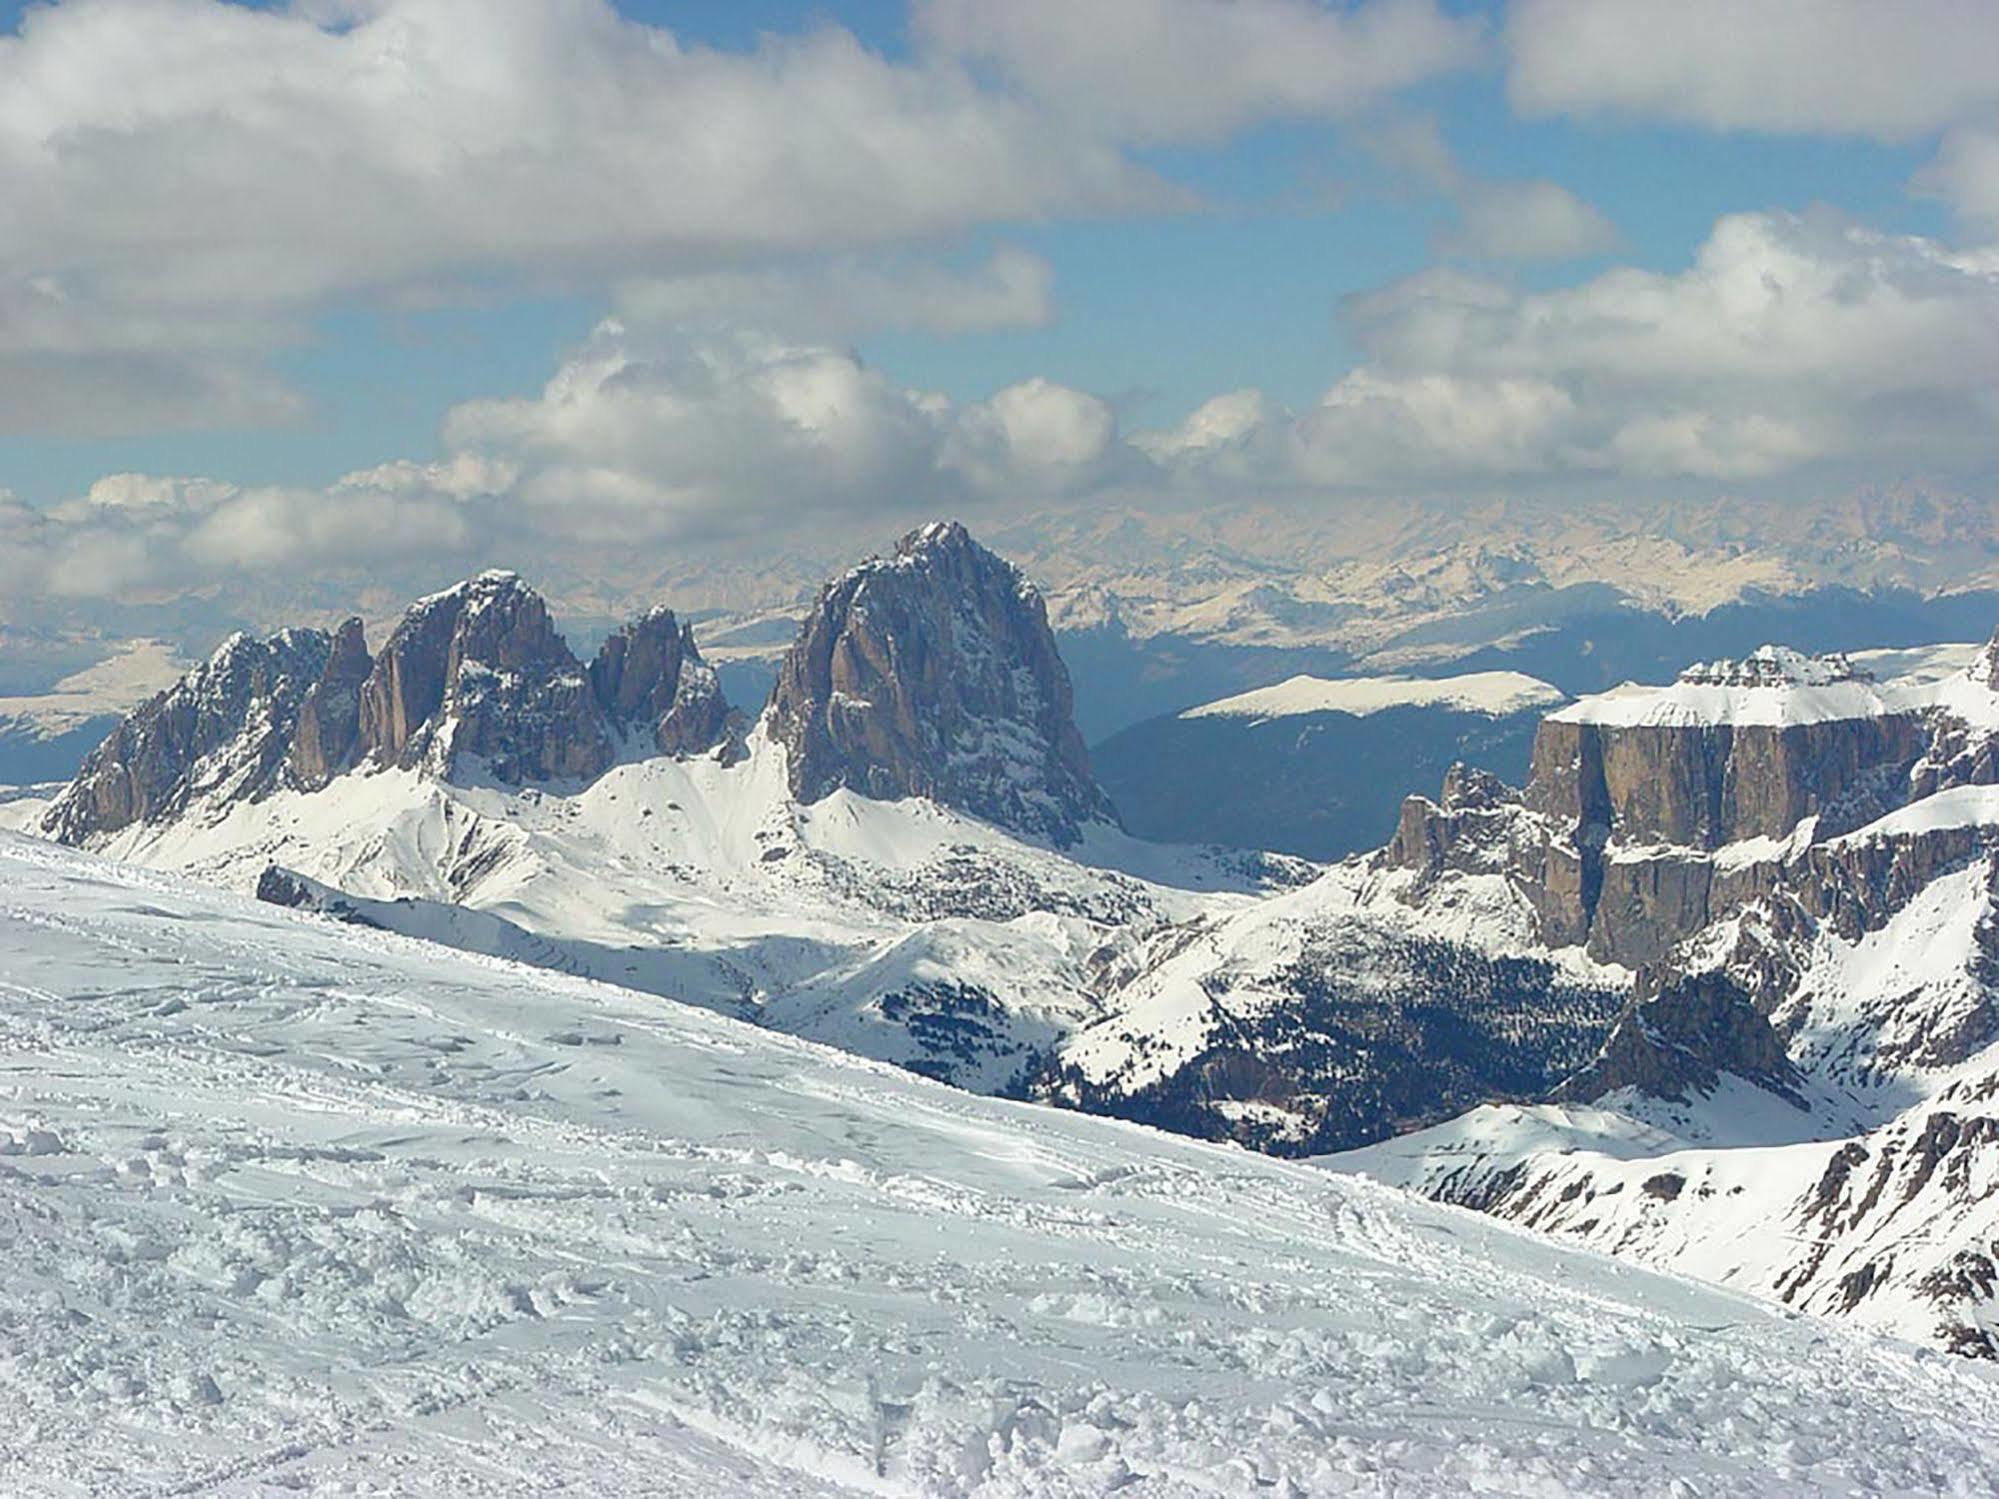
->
xmin=4 ymin=0 xmax=1999 ymax=607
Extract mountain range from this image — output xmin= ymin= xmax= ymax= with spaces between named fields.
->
xmin=17 ymin=519 xmax=1999 ymax=1363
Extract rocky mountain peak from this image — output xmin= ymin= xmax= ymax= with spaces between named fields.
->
xmin=46 ymin=574 xmax=735 ymax=841
xmin=291 ymin=617 xmax=372 ymax=792
xmin=44 ymin=626 xmax=333 ymax=843
xmin=587 ymin=605 xmax=730 ymax=758
xmin=766 ymin=519 xmax=1115 ymax=847
xmin=356 ymin=569 xmax=611 ymax=784
xmin=1677 ymin=646 xmax=1871 ymax=688
xmin=1972 ymin=628 xmax=1999 ymax=693
xmin=1553 ymin=970 xmax=1804 ymax=1108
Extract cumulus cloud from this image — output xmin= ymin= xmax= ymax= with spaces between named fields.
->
xmin=614 ymin=247 xmax=1055 ymax=339
xmin=1506 ymin=0 xmax=1999 ymax=141
xmin=0 ymin=0 xmax=1174 ymax=432
xmin=1366 ymin=114 xmax=1616 ymax=263
xmin=1921 ymin=126 xmax=1999 ymax=227
xmin=1440 ymin=180 xmax=1618 ymax=263
xmin=0 ymin=468 xmax=487 ymax=601
xmin=1139 ymin=210 xmax=1999 ymax=488
xmin=20 ymin=209 xmax=1999 ymax=603
xmin=0 ymin=318 xmax=1157 ymax=601
xmin=915 ymin=0 xmax=1482 ymax=144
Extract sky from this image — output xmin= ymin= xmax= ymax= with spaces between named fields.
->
xmin=4 ymin=0 xmax=1999 ymax=615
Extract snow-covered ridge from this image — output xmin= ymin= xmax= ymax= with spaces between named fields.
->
xmin=1181 ymin=670 xmax=1563 ymax=723
xmin=1554 ymin=644 xmax=1926 ymax=728
xmin=1677 ymin=645 xmax=1869 ymax=688
xmin=5 ymin=833 xmax=1996 ymax=1493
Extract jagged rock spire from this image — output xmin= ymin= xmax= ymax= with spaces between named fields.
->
xmin=44 ymin=629 xmax=334 ymax=843
xmin=45 ymin=573 xmax=733 ymax=841
xmin=766 ymin=519 xmax=1115 ymax=846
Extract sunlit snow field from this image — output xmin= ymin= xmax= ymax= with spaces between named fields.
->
xmin=1 ymin=832 xmax=1995 ymax=1495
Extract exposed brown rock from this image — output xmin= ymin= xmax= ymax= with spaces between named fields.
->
xmin=290 ymin=617 xmax=372 ymax=791
xmin=588 ymin=605 xmax=729 ymax=757
xmin=1555 ymin=970 xmax=1803 ymax=1107
xmin=44 ymin=629 xmax=333 ymax=843
xmin=767 ymin=520 xmax=1114 ymax=846
xmin=355 ymin=570 xmax=613 ymax=783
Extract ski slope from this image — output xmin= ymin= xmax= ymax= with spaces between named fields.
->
xmin=2 ymin=832 xmax=1997 ymax=1495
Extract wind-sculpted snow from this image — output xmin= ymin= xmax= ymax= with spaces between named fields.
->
xmin=3 ymin=833 xmax=1997 ymax=1496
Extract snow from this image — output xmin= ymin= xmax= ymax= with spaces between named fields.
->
xmin=73 ymin=729 xmax=1276 ymax=1097
xmin=1552 ymin=639 xmax=1999 ymax=730
xmin=0 ymin=638 xmax=188 ymax=740
xmin=4 ymin=831 xmax=1997 ymax=1495
xmin=1850 ymin=641 xmax=1984 ymax=685
xmin=0 ymin=784 xmax=57 ymax=834
xmin=1553 ymin=672 xmax=1907 ymax=729
xmin=1330 ymin=851 xmax=1999 ymax=1358
xmin=1181 ymin=670 xmax=1563 ymax=723
xmin=1059 ymin=860 xmax=1614 ymax=1096
xmin=1832 ymin=783 xmax=1999 ymax=843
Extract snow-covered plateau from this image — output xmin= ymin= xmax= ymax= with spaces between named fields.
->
xmin=2 ymin=832 xmax=1996 ymax=1496
xmin=1180 ymin=671 xmax=1564 ymax=724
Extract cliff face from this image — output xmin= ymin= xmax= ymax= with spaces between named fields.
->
xmin=290 ymin=617 xmax=372 ymax=792
xmin=767 ymin=520 xmax=1114 ymax=847
xmin=356 ymin=570 xmax=615 ymax=784
xmin=587 ymin=606 xmax=729 ymax=758
xmin=1552 ymin=970 xmax=1804 ymax=1106
xmin=46 ymin=574 xmax=732 ymax=842
xmin=1389 ymin=644 xmax=1997 ymax=969
xmin=43 ymin=630 xmax=333 ymax=845
xmin=1526 ymin=714 xmax=1926 ymax=850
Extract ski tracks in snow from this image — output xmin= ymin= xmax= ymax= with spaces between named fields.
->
xmin=0 ymin=835 xmax=1996 ymax=1495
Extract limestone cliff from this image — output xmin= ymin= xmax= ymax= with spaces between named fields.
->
xmin=767 ymin=520 xmax=1114 ymax=847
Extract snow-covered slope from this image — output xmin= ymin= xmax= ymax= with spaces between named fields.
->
xmin=81 ymin=723 xmax=1280 ymax=1096
xmin=35 ymin=533 xmax=1301 ymax=1102
xmin=1048 ymin=854 xmax=1630 ymax=1153
xmin=4 ymin=832 xmax=1996 ymax=1495
xmin=0 ymin=638 xmax=190 ymax=784
xmin=0 ymin=638 xmax=188 ymax=740
xmin=1182 ymin=670 xmax=1562 ymax=723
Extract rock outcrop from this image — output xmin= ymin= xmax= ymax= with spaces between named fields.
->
xmin=357 ymin=570 xmax=614 ymax=784
xmin=767 ymin=520 xmax=1115 ymax=846
xmin=1554 ymin=970 xmax=1804 ymax=1107
xmin=1387 ymin=643 xmax=1999 ymax=968
xmin=43 ymin=629 xmax=334 ymax=844
xmin=45 ymin=573 xmax=733 ymax=842
xmin=588 ymin=606 xmax=729 ymax=757
xmin=290 ymin=617 xmax=372 ymax=791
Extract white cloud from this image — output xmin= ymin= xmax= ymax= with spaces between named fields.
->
xmin=1366 ymin=113 xmax=1617 ymax=263
xmin=1506 ymin=0 xmax=1999 ymax=141
xmin=1441 ymin=180 xmax=1618 ymax=262
xmin=0 ymin=323 xmax=1154 ymax=601
xmin=1144 ymin=210 xmax=1999 ymax=489
xmin=615 ymin=247 xmax=1055 ymax=338
xmin=441 ymin=328 xmax=955 ymax=542
xmin=916 ymin=0 xmax=1482 ymax=144
xmin=1921 ymin=126 xmax=1999 ymax=226
xmin=20 ymin=210 xmax=1999 ymax=604
xmin=946 ymin=378 xmax=1124 ymax=496
xmin=0 ymin=0 xmax=1174 ymax=433
xmin=1293 ymin=371 xmax=1578 ymax=482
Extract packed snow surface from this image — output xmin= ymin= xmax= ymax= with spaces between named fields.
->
xmin=1182 ymin=671 xmax=1562 ymax=723
xmin=4 ymin=835 xmax=1996 ymax=1495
